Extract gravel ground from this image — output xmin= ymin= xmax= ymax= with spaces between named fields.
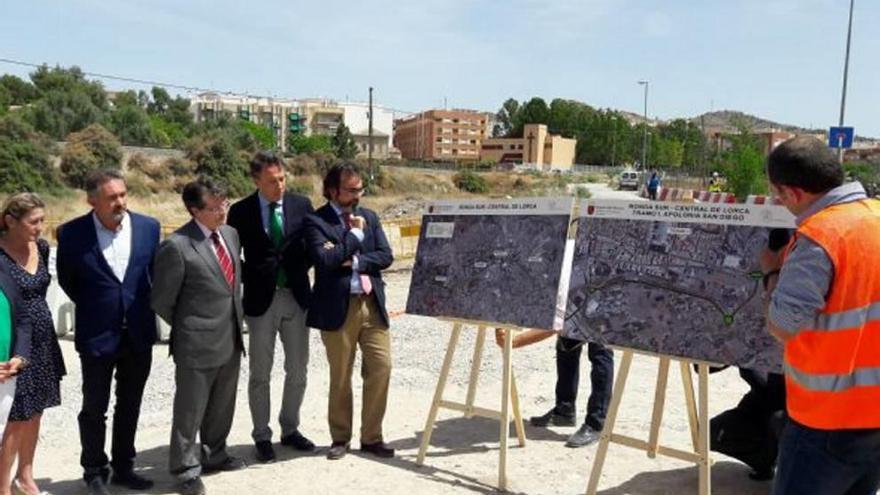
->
xmin=35 ymin=263 xmax=769 ymax=495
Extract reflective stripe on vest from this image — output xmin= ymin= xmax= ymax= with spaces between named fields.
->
xmin=783 ymin=198 xmax=880 ymax=430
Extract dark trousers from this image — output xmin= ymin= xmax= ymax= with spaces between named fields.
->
xmin=773 ymin=420 xmax=880 ymax=495
xmin=79 ymin=346 xmax=152 ymax=480
xmin=554 ymin=336 xmax=613 ymax=430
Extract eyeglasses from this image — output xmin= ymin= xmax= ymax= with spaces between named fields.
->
xmin=202 ymin=200 xmax=230 ymax=214
xmin=343 ymin=187 xmax=365 ymax=195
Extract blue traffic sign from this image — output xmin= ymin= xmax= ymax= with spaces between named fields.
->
xmin=829 ymin=126 xmax=854 ymax=149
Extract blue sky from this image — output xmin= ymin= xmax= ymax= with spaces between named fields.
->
xmin=2 ymin=0 xmax=878 ymax=136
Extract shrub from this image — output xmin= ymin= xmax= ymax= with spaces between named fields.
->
xmin=0 ymin=115 xmax=63 ymax=193
xmin=60 ymin=124 xmax=122 ymax=188
xmin=453 ymin=170 xmax=489 ymax=194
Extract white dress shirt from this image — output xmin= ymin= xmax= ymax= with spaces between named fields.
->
xmin=258 ymin=193 xmax=284 ymax=236
xmin=329 ymin=202 xmax=365 ymax=294
xmin=93 ymin=212 xmax=131 ymax=282
xmin=195 ymin=220 xmax=232 ymax=264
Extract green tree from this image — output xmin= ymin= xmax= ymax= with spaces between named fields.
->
xmin=25 ymin=90 xmax=107 ymax=140
xmin=288 ymin=134 xmax=333 ymax=155
xmin=332 ymin=124 xmax=358 ymax=160
xmin=240 ymin=121 xmax=276 ymax=150
xmin=109 ymin=104 xmax=157 ymax=146
xmin=60 ymin=124 xmax=123 ymax=188
xmin=0 ymin=86 xmax=9 ymax=116
xmin=0 ymin=75 xmax=38 ymax=105
xmin=183 ymin=130 xmax=252 ymax=197
xmin=512 ymin=97 xmax=550 ymax=137
xmin=0 ymin=115 xmax=62 ymax=193
xmin=493 ymin=98 xmax=520 ymax=137
xmin=721 ymin=126 xmax=767 ymax=200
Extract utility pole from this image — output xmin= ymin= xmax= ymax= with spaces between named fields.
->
xmin=638 ymin=80 xmax=649 ymax=171
xmin=837 ymin=0 xmax=855 ymax=163
xmin=368 ymin=86 xmax=374 ymax=181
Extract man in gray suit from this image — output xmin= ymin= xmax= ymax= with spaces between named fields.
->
xmin=151 ymin=179 xmax=247 ymax=495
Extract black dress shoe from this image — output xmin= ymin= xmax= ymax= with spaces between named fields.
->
xmin=255 ymin=440 xmax=276 ymax=463
xmin=281 ymin=430 xmax=316 ymax=452
xmin=360 ymin=442 xmax=395 ymax=458
xmin=529 ymin=407 xmax=576 ymax=427
xmin=326 ymin=442 xmax=350 ymax=460
xmin=85 ymin=477 xmax=111 ymax=495
xmin=179 ymin=477 xmax=206 ymax=495
xmin=203 ymin=456 xmax=247 ymax=474
xmin=111 ymin=470 xmax=155 ymax=490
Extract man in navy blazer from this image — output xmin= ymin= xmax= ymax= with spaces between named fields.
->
xmin=57 ymin=169 xmax=160 ymax=495
xmin=227 ymin=151 xmax=315 ymax=463
xmin=305 ymin=163 xmax=394 ymax=460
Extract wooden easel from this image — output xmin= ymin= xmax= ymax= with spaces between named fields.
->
xmin=586 ymin=348 xmax=715 ymax=495
xmin=416 ymin=321 xmax=526 ymax=491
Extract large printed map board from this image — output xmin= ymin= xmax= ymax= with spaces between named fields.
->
xmin=406 ymin=197 xmax=573 ymax=330
xmin=563 ymin=200 xmax=796 ymax=373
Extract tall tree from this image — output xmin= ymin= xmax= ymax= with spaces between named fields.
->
xmin=493 ymin=98 xmax=520 ymax=137
xmin=332 ymin=124 xmax=358 ymax=160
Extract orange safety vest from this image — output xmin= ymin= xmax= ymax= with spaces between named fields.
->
xmin=783 ymin=198 xmax=880 ymax=430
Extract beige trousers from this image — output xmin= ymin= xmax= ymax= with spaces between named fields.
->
xmin=320 ymin=295 xmax=391 ymax=445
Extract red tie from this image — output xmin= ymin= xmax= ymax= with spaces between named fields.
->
xmin=341 ymin=212 xmax=372 ymax=295
xmin=210 ymin=232 xmax=235 ymax=288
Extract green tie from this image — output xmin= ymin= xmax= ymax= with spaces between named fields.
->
xmin=269 ymin=202 xmax=287 ymax=288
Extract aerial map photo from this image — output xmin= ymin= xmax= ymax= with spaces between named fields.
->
xmin=564 ymin=200 xmax=796 ymax=373
xmin=406 ymin=197 xmax=573 ymax=330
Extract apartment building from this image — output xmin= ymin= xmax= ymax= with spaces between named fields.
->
xmin=393 ymin=109 xmax=490 ymax=162
xmin=190 ymin=92 xmax=303 ymax=150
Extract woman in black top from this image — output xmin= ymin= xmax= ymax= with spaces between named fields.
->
xmin=0 ymin=193 xmax=64 ymax=495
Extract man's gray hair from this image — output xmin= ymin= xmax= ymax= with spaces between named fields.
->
xmin=85 ymin=168 xmax=126 ymax=199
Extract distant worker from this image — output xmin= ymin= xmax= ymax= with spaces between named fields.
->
xmin=647 ymin=171 xmax=661 ymax=200
xmin=760 ymin=136 xmax=880 ymax=495
xmin=708 ymin=172 xmax=722 ymax=193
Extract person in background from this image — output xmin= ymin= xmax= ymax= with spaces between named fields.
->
xmin=647 ymin=171 xmax=661 ymax=200
xmin=0 ymin=193 xmax=65 ymax=495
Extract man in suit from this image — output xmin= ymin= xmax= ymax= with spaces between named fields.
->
xmin=227 ymin=151 xmax=314 ymax=463
xmin=151 ymin=179 xmax=246 ymax=495
xmin=57 ymin=169 xmax=160 ymax=495
xmin=305 ymin=163 xmax=394 ymax=460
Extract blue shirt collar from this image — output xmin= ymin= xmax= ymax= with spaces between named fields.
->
xmin=258 ymin=192 xmax=283 ymax=211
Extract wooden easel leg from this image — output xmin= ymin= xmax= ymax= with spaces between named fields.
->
xmin=586 ymin=350 xmax=634 ymax=495
xmin=647 ymin=357 xmax=670 ymax=458
xmin=679 ymin=360 xmax=700 ymax=451
xmin=465 ymin=326 xmax=487 ymax=417
xmin=417 ymin=323 xmax=463 ymax=466
xmin=498 ymin=327 xmax=513 ymax=491
xmin=697 ymin=363 xmax=712 ymax=495
xmin=510 ymin=371 xmax=526 ymax=447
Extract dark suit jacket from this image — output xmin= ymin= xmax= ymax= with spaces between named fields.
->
xmin=227 ymin=191 xmax=314 ymax=316
xmin=0 ymin=267 xmax=32 ymax=363
xmin=151 ymin=221 xmax=245 ymax=369
xmin=57 ymin=211 xmax=160 ymax=357
xmin=304 ymin=203 xmax=393 ymax=331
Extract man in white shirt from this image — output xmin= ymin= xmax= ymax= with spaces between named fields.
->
xmin=57 ymin=169 xmax=161 ymax=495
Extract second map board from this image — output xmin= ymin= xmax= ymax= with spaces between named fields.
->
xmin=563 ymin=199 xmax=796 ymax=373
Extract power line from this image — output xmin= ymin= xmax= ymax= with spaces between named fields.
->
xmin=0 ymin=56 xmax=419 ymax=116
